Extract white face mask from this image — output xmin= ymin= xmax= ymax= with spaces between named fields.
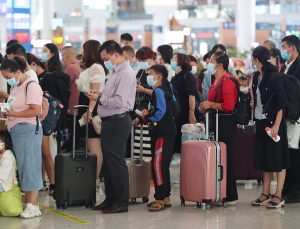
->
xmin=0 ymin=142 xmax=5 ymax=151
xmin=240 ymin=86 xmax=249 ymax=93
xmin=191 ymin=66 xmax=197 ymax=75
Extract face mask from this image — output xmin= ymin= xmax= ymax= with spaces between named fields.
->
xmin=206 ymin=63 xmax=216 ymax=75
xmin=170 ymin=61 xmax=177 ymax=71
xmin=104 ymin=60 xmax=115 ymax=71
xmin=0 ymin=142 xmax=5 ymax=151
xmin=240 ymin=86 xmax=249 ymax=93
xmin=191 ymin=66 xmax=197 ymax=75
xmin=281 ymin=50 xmax=291 ymax=61
xmin=146 ymin=75 xmax=157 ymax=88
xmin=139 ymin=61 xmax=149 ymax=70
xmin=40 ymin=52 xmax=49 ymax=62
xmin=7 ymin=77 xmax=19 ymax=87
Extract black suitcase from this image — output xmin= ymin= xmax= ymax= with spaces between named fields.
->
xmin=54 ymin=105 xmax=97 ymax=209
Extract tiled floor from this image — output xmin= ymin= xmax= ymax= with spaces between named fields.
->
xmin=1 ymin=164 xmax=300 ymax=229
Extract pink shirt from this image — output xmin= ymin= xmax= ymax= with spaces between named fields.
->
xmin=7 ymin=78 xmax=43 ymax=130
xmin=64 ymin=62 xmax=81 ymax=114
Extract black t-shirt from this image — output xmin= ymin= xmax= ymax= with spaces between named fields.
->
xmin=171 ymin=70 xmax=196 ymax=123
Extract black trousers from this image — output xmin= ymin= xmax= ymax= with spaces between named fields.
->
xmin=284 ymin=148 xmax=300 ymax=194
xmin=151 ymin=135 xmax=175 ymax=200
xmin=214 ymin=114 xmax=238 ymax=202
xmin=101 ymin=114 xmax=131 ymax=207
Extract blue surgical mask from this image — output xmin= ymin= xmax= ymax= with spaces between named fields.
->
xmin=170 ymin=61 xmax=177 ymax=71
xmin=146 ymin=75 xmax=157 ymax=88
xmin=281 ymin=50 xmax=291 ymax=61
xmin=104 ymin=60 xmax=115 ymax=71
xmin=206 ymin=63 xmax=216 ymax=75
xmin=7 ymin=77 xmax=19 ymax=87
xmin=40 ymin=52 xmax=49 ymax=62
xmin=139 ymin=61 xmax=149 ymax=70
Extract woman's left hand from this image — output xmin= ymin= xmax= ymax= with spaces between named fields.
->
xmin=271 ymin=124 xmax=280 ymax=140
xmin=200 ymin=101 xmax=213 ymax=111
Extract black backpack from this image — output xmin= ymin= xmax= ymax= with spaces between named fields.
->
xmin=283 ymin=74 xmax=300 ymax=122
xmin=235 ymin=91 xmax=251 ymax=125
xmin=265 ymin=73 xmax=300 ymax=123
xmin=26 ymin=81 xmax=64 ymax=136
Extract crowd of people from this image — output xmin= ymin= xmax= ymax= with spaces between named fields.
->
xmin=0 ymin=32 xmax=299 ymax=218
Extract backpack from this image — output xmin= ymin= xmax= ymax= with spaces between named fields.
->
xmin=26 ymin=81 xmax=64 ymax=136
xmin=169 ymin=83 xmax=181 ymax=120
xmin=235 ymin=91 xmax=251 ymax=125
xmin=265 ymin=73 xmax=300 ymax=123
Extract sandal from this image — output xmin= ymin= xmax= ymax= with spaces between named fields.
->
xmin=266 ymin=195 xmax=285 ymax=209
xmin=251 ymin=193 xmax=271 ymax=206
xmin=148 ymin=200 xmax=165 ymax=212
xmin=163 ymin=197 xmax=172 ymax=208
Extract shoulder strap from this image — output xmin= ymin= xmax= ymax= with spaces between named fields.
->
xmin=213 ymin=79 xmax=225 ymax=102
xmin=25 ymin=80 xmax=38 ymax=96
xmin=25 ymin=80 xmax=40 ymax=134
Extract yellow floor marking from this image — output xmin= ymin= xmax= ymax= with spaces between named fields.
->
xmin=40 ymin=204 xmax=92 ymax=225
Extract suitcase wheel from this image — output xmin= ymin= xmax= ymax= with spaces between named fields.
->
xmin=180 ymin=196 xmax=185 ymax=207
xmin=130 ymin=198 xmax=137 ymax=204
xmin=222 ymin=201 xmax=229 ymax=208
xmin=205 ymin=203 xmax=212 ymax=210
xmin=142 ymin=197 xmax=149 ymax=203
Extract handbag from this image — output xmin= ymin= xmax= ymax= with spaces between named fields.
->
xmin=286 ymin=119 xmax=300 ymax=149
xmin=91 ymin=115 xmax=102 ymax=135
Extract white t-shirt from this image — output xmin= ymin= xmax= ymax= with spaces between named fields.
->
xmin=0 ymin=150 xmax=18 ymax=192
xmin=26 ymin=69 xmax=39 ymax=82
xmin=76 ymin=63 xmax=106 ymax=93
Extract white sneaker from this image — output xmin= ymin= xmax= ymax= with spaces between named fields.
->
xmin=20 ymin=203 xmax=42 ymax=219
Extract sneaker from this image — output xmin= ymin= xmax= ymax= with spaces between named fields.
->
xmin=96 ymin=179 xmax=101 ymax=192
xmin=20 ymin=203 xmax=42 ymax=219
xmin=39 ymin=181 xmax=48 ymax=192
xmin=49 ymin=184 xmax=55 ymax=196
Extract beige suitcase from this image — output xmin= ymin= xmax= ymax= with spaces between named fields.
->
xmin=126 ymin=125 xmax=151 ymax=204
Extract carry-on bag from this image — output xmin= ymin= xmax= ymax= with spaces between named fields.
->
xmin=180 ymin=111 xmax=228 ymax=210
xmin=233 ymin=114 xmax=262 ymax=183
xmin=126 ymin=125 xmax=151 ymax=204
xmin=55 ymin=105 xmax=97 ymax=209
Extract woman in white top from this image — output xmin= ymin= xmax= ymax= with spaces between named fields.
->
xmin=0 ymin=131 xmax=22 ymax=217
xmin=76 ymin=40 xmax=107 ymax=187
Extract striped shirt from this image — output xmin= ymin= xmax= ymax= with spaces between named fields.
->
xmin=97 ymin=61 xmax=136 ymax=118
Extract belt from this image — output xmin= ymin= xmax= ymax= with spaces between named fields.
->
xmin=101 ymin=112 xmax=129 ymax=122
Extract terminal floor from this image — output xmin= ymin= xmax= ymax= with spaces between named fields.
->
xmin=1 ymin=165 xmax=300 ymax=229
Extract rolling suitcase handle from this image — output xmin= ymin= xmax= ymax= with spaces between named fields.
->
xmin=131 ymin=124 xmax=144 ymax=166
xmin=73 ymin=105 xmax=89 ymax=159
xmin=205 ymin=110 xmax=219 ymax=142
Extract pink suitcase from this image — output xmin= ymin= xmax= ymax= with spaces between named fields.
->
xmin=180 ymin=112 xmax=228 ymax=210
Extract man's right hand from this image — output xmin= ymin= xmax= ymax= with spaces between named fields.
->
xmin=133 ymin=118 xmax=140 ymax=127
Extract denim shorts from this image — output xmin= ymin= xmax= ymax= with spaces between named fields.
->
xmin=10 ymin=123 xmax=43 ymax=192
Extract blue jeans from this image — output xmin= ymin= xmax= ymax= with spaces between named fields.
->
xmin=10 ymin=123 xmax=43 ymax=192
